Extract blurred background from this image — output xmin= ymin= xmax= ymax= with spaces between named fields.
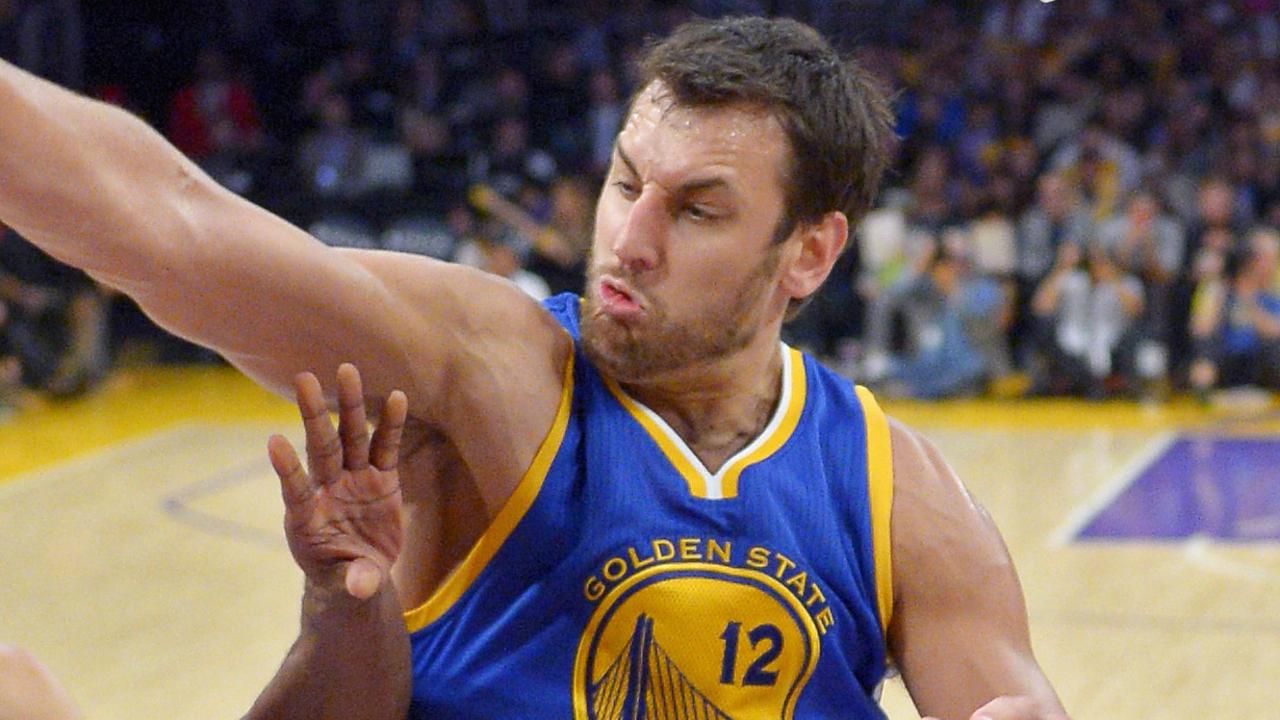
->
xmin=0 ymin=0 xmax=1278 ymax=406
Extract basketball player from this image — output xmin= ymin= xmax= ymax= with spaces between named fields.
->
xmin=0 ymin=16 xmax=1068 ymax=720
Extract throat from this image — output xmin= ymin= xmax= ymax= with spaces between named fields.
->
xmin=684 ymin=431 xmax=763 ymax=476
xmin=613 ymin=341 xmax=791 ymax=478
xmin=644 ymin=382 xmax=780 ymax=475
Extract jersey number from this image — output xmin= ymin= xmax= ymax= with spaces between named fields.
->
xmin=718 ymin=621 xmax=782 ymax=687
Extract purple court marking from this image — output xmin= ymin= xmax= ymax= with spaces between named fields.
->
xmin=160 ymin=456 xmax=285 ymax=551
xmin=1078 ymin=436 xmax=1280 ymax=542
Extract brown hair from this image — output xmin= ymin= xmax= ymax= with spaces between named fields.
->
xmin=636 ymin=16 xmax=895 ymax=241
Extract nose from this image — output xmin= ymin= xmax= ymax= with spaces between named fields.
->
xmin=611 ymin=188 xmax=664 ymax=273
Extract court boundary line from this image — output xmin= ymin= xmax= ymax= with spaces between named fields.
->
xmin=160 ymin=454 xmax=285 ymax=551
xmin=1049 ymin=431 xmax=1177 ymax=547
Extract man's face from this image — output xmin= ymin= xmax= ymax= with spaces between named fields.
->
xmin=1200 ymin=183 xmax=1233 ymax=225
xmin=580 ymin=83 xmax=793 ymax=383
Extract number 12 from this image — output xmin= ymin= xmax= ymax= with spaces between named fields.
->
xmin=718 ymin=621 xmax=782 ymax=687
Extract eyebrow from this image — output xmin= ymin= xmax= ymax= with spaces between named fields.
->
xmin=615 ymin=143 xmax=734 ymax=196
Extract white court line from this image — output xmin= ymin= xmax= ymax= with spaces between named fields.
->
xmin=1050 ymin=431 xmax=1177 ymax=546
xmin=1183 ymin=535 xmax=1277 ymax=582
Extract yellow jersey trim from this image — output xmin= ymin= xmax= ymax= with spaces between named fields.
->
xmin=603 ymin=376 xmax=709 ymax=497
xmin=571 ymin=561 xmax=822 ymax=720
xmin=601 ymin=345 xmax=806 ymax=500
xmin=854 ymin=385 xmax=894 ymax=639
xmin=402 ymin=351 xmax=576 ymax=633
xmin=721 ymin=347 xmax=807 ymax=498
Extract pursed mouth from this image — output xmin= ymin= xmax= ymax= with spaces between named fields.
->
xmin=598 ymin=277 xmax=645 ymax=316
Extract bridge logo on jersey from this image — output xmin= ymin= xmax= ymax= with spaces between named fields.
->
xmin=572 ymin=544 xmax=829 ymax=720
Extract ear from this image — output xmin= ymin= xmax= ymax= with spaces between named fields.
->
xmin=780 ymin=211 xmax=848 ymax=302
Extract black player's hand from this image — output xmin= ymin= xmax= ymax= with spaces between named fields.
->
xmin=268 ymin=363 xmax=407 ymax=601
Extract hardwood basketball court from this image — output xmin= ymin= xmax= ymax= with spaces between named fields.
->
xmin=1 ymin=366 xmax=1277 ymax=719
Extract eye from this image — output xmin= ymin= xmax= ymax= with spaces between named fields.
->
xmin=612 ymin=180 xmax=640 ymax=200
xmin=684 ymin=204 xmax=717 ymax=221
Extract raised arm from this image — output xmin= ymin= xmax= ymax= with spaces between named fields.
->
xmin=886 ymin=420 xmax=1068 ymax=720
xmin=0 ymin=59 xmax=568 ymax=457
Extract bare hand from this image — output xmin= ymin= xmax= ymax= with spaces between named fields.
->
xmin=268 ymin=363 xmax=407 ymax=601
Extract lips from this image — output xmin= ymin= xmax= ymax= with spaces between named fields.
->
xmin=598 ymin=278 xmax=644 ymax=319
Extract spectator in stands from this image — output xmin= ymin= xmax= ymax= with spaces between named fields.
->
xmin=1049 ymin=122 xmax=1139 ymax=222
xmin=0 ymin=226 xmax=109 ymax=398
xmin=169 ymin=46 xmax=261 ymax=163
xmin=167 ymin=45 xmax=263 ymax=194
xmin=448 ymin=206 xmax=549 ymax=300
xmin=1014 ymin=172 xmax=1092 ymax=363
xmin=298 ymin=92 xmax=370 ymax=197
xmin=401 ymin=48 xmax=446 ymax=115
xmin=1097 ymin=188 xmax=1185 ymax=384
xmin=468 ymin=176 xmax=592 ymax=296
xmin=864 ymin=231 xmax=1011 ymax=399
xmin=473 ymin=116 xmax=556 ymax=199
xmin=904 ymin=145 xmax=958 ymax=235
xmin=1031 ymin=241 xmax=1145 ymax=397
xmin=387 ymin=0 xmax=429 ymax=77
xmin=1189 ymin=228 xmax=1280 ymax=395
xmin=400 ymin=107 xmax=467 ymax=201
xmin=1018 ymin=173 xmax=1093 ymax=285
xmin=584 ymin=68 xmax=625 ymax=176
xmin=478 ymin=233 xmax=550 ymax=301
xmin=525 ymin=176 xmax=593 ymax=296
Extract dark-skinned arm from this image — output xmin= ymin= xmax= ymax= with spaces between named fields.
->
xmin=244 ymin=365 xmax=412 ymax=720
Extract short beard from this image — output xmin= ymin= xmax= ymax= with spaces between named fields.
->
xmin=580 ymin=245 xmax=781 ymax=383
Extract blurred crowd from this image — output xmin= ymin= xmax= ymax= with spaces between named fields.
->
xmin=2 ymin=0 xmax=1280 ymax=408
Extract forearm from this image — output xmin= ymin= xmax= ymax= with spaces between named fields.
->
xmin=244 ymin=578 xmax=412 ymax=720
xmin=0 ymin=59 xmax=199 ymax=285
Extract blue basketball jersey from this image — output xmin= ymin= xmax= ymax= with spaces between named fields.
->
xmin=405 ymin=293 xmax=895 ymax=719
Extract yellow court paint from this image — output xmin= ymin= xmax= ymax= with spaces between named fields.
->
xmin=0 ymin=366 xmax=295 ymax=479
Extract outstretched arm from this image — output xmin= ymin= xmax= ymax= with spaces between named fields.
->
xmin=0 ymin=59 xmax=572 ymax=514
xmin=886 ymin=420 xmax=1068 ymax=720
xmin=0 ymin=60 xmax=567 ymax=432
xmin=245 ymin=365 xmax=412 ymax=720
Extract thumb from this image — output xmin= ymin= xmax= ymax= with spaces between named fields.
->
xmin=344 ymin=557 xmax=385 ymax=601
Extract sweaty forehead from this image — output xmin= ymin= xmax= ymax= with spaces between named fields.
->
xmin=617 ymin=83 xmax=790 ymax=184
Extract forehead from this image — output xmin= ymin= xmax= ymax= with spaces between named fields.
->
xmin=616 ymin=83 xmax=790 ymax=190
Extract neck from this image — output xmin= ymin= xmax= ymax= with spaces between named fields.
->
xmin=621 ymin=331 xmax=786 ymax=474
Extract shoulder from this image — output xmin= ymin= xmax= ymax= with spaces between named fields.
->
xmin=886 ymin=418 xmax=1013 ymax=605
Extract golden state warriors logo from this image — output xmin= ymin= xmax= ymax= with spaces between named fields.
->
xmin=572 ymin=538 xmax=834 ymax=720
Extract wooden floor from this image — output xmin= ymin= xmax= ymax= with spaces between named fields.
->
xmin=1 ymin=366 xmax=1278 ymax=720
